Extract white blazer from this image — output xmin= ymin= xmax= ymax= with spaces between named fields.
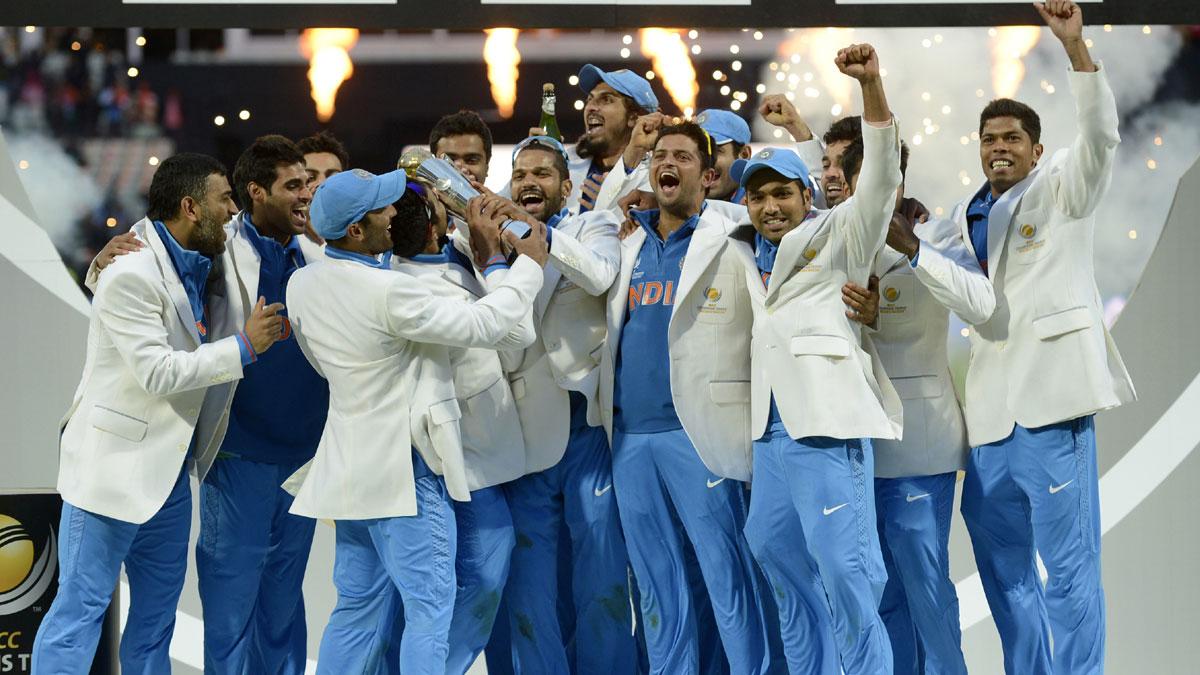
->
xmin=392 ymin=256 xmax=533 ymax=491
xmin=865 ymin=218 xmax=995 ymax=478
xmin=598 ymin=207 xmax=761 ymax=482
xmin=85 ymin=214 xmax=327 ymax=482
xmin=952 ymin=66 xmax=1135 ymax=447
xmin=60 ymin=218 xmax=245 ymax=524
xmin=741 ymin=119 xmax=904 ymax=443
xmin=285 ymin=254 xmax=543 ymax=520
xmin=501 ymin=209 xmax=621 ymax=474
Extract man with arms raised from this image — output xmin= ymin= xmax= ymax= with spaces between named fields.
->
xmin=32 ymin=153 xmax=283 ymax=674
xmin=840 ymin=139 xmax=995 ymax=675
xmin=956 ymin=3 xmax=1133 ymax=672
xmin=732 ymin=43 xmax=901 ymax=674
xmin=286 ymin=169 xmax=547 ymax=674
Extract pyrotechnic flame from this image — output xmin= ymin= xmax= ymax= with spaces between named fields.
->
xmin=484 ymin=28 xmax=521 ymax=119
xmin=299 ymin=28 xmax=358 ymax=123
xmin=639 ymin=28 xmax=697 ymax=116
xmin=990 ymin=26 xmax=1041 ymax=98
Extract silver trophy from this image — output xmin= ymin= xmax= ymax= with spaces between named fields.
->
xmin=398 ymin=148 xmax=532 ymax=239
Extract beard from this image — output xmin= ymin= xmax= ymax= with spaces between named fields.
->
xmin=575 ymin=130 xmax=607 ymax=160
xmin=193 ymin=211 xmax=228 ymax=257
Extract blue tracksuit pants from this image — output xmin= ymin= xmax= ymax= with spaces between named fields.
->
xmin=315 ymin=452 xmax=457 ymax=675
xmin=498 ymin=423 xmax=636 ymax=674
xmin=32 ymin=466 xmax=191 ymax=675
xmin=742 ymin=428 xmax=893 ymax=675
xmin=875 ymin=472 xmax=966 ymax=675
xmin=197 ymin=456 xmax=316 ymax=674
xmin=960 ymin=416 xmax=1103 ymax=675
xmin=382 ymin=485 xmax=515 ymax=675
xmin=612 ymin=427 xmax=771 ymax=675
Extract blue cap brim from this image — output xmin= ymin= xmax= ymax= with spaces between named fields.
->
xmin=578 ymin=64 xmax=606 ymax=96
xmin=732 ymin=159 xmax=809 ymax=189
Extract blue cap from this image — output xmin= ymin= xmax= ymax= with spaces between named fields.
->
xmin=731 ymin=147 xmax=812 ymax=190
xmin=578 ymin=64 xmax=659 ymax=112
xmin=512 ymin=135 xmax=570 ymax=166
xmin=310 ymin=168 xmax=407 ymax=240
xmin=695 ymin=109 xmax=751 ymax=146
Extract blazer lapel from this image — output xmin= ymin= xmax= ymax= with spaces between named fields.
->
xmin=225 ymin=214 xmax=261 ymax=320
xmin=984 ymin=169 xmax=1038 ymax=279
xmin=142 ymin=218 xmax=202 ymax=345
xmin=607 ymin=227 xmax=645 ymax=363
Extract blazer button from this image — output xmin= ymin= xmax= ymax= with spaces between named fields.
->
xmin=189 ymin=408 xmax=199 ymax=417
xmin=177 ymin=443 xmax=188 ymax=452
xmin=549 ymin=340 xmax=561 ymax=350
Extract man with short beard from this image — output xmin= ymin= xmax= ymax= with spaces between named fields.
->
xmin=492 ymin=135 xmax=636 ymax=673
xmin=193 ymin=135 xmax=329 ymax=674
xmin=542 ymin=64 xmax=658 ymax=214
xmin=597 ymin=122 xmax=773 ymax=673
xmin=955 ymin=3 xmax=1133 ymax=672
xmin=32 ymin=153 xmax=284 ymax=674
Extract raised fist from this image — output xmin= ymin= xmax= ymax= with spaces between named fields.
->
xmin=835 ymin=43 xmax=881 ymax=82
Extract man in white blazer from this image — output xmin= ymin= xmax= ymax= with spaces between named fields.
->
xmin=954 ymin=3 xmax=1134 ymax=673
xmin=479 ymin=135 xmax=638 ymax=673
xmin=842 ymin=141 xmax=995 ymax=675
xmin=381 ymin=182 xmax=533 ymax=675
xmin=732 ymin=43 xmax=902 ymax=675
xmin=80 ymin=137 xmax=328 ymax=675
xmin=598 ymin=122 xmax=773 ymax=673
xmin=285 ymin=168 xmax=547 ymax=675
xmin=32 ymin=153 xmax=285 ymax=674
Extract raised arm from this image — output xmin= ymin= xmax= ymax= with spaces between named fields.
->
xmin=1037 ymin=0 xmax=1119 ymax=219
xmin=548 ymin=210 xmax=621 ymax=295
xmin=833 ymin=43 xmax=902 ymax=267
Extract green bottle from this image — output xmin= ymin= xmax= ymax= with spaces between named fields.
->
xmin=540 ymin=83 xmax=563 ymax=142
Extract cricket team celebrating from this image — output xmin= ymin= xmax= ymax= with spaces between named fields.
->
xmin=33 ymin=2 xmax=1135 ymax=673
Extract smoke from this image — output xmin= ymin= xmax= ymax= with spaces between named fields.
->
xmin=755 ymin=25 xmax=1198 ymax=301
xmin=10 ymin=134 xmax=103 ymax=250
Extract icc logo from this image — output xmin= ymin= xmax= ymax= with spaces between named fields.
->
xmin=0 ymin=514 xmax=56 ymax=616
xmin=884 ymin=287 xmax=900 ymax=302
xmin=1020 ymin=223 xmax=1037 ymax=239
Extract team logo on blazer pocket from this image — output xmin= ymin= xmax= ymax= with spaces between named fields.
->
xmin=705 ymin=287 xmax=722 ymax=302
xmin=803 ymin=248 xmax=818 ymax=260
xmin=1013 ymin=212 xmax=1049 ymax=263
xmin=883 ymin=287 xmax=900 ymax=302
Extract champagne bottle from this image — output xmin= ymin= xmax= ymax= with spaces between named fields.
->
xmin=539 ymin=83 xmax=563 ymax=142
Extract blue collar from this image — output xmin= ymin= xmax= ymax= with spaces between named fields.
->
xmin=754 ymin=233 xmax=779 ymax=273
xmin=326 ymin=245 xmax=391 ymax=269
xmin=241 ymin=212 xmax=305 ymax=262
xmin=967 ymin=184 xmax=997 ymax=217
xmin=407 ymin=242 xmax=473 ymax=272
xmin=631 ymin=206 xmax=704 ymax=243
xmin=152 ymin=220 xmax=213 ymax=332
xmin=546 ymin=207 xmax=571 ymax=230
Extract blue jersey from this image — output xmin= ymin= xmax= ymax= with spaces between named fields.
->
xmin=221 ymin=216 xmax=329 ymax=465
xmin=613 ymin=209 xmax=700 ymax=433
xmin=965 ymin=185 xmax=996 ymax=274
